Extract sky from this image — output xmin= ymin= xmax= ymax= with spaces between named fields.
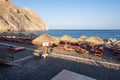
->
xmin=12 ymin=0 xmax=120 ymax=29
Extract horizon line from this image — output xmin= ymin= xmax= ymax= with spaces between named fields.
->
xmin=48 ymin=29 xmax=120 ymax=30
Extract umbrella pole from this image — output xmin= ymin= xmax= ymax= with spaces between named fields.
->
xmin=42 ymin=46 xmax=49 ymax=60
xmin=44 ymin=46 xmax=48 ymax=54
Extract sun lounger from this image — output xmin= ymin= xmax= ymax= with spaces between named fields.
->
xmin=64 ymin=48 xmax=75 ymax=52
xmin=94 ymin=51 xmax=103 ymax=57
xmin=9 ymin=47 xmax=25 ymax=53
xmin=81 ymin=44 xmax=87 ymax=49
xmin=80 ymin=48 xmax=89 ymax=55
xmin=74 ymin=46 xmax=81 ymax=50
xmin=98 ymin=46 xmax=104 ymax=52
xmin=63 ymin=44 xmax=75 ymax=52
xmin=56 ymin=44 xmax=65 ymax=49
xmin=112 ymin=49 xmax=120 ymax=55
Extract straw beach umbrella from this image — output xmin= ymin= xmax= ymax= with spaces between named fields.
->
xmin=80 ymin=35 xmax=88 ymax=39
xmin=71 ymin=38 xmax=78 ymax=43
xmin=60 ymin=35 xmax=78 ymax=43
xmin=32 ymin=34 xmax=55 ymax=46
xmin=60 ymin=35 xmax=74 ymax=42
xmin=51 ymin=36 xmax=60 ymax=45
xmin=85 ymin=36 xmax=104 ymax=45
xmin=78 ymin=35 xmax=88 ymax=42
xmin=32 ymin=34 xmax=59 ymax=58
xmin=113 ymin=40 xmax=120 ymax=48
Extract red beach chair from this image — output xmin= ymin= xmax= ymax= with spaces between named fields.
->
xmin=98 ymin=46 xmax=104 ymax=52
xmin=94 ymin=51 xmax=103 ymax=57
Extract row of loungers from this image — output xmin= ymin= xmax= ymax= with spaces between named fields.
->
xmin=55 ymin=41 xmax=104 ymax=57
xmin=0 ymin=37 xmax=33 ymax=44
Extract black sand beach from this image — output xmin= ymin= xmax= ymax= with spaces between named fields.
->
xmin=0 ymin=40 xmax=120 ymax=80
xmin=0 ymin=57 xmax=120 ymax=80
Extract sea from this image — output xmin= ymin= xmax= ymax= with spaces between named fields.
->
xmin=34 ymin=30 xmax=120 ymax=40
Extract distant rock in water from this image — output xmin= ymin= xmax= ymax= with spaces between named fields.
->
xmin=0 ymin=0 xmax=48 ymax=32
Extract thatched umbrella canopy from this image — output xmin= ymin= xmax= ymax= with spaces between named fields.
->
xmin=32 ymin=34 xmax=56 ymax=46
xmin=51 ymin=37 xmax=60 ymax=45
xmin=60 ymin=35 xmax=74 ymax=41
xmin=71 ymin=38 xmax=78 ymax=43
xmin=113 ymin=40 xmax=120 ymax=48
xmin=85 ymin=36 xmax=104 ymax=45
xmin=78 ymin=35 xmax=88 ymax=42
xmin=80 ymin=35 xmax=88 ymax=39
xmin=60 ymin=35 xmax=78 ymax=43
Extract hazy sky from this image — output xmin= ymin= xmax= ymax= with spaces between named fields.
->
xmin=12 ymin=0 xmax=120 ymax=29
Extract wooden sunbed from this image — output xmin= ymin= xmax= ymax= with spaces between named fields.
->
xmin=56 ymin=44 xmax=65 ymax=49
xmin=64 ymin=44 xmax=75 ymax=52
xmin=94 ymin=51 xmax=103 ymax=57
xmin=64 ymin=48 xmax=75 ymax=52
xmin=98 ymin=46 xmax=104 ymax=52
xmin=8 ymin=47 xmax=25 ymax=53
xmin=112 ymin=49 xmax=120 ymax=55
xmin=80 ymin=48 xmax=89 ymax=55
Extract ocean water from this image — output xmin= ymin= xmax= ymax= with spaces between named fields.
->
xmin=35 ymin=30 xmax=120 ymax=39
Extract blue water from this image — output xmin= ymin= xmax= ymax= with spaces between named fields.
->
xmin=35 ymin=30 xmax=120 ymax=39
